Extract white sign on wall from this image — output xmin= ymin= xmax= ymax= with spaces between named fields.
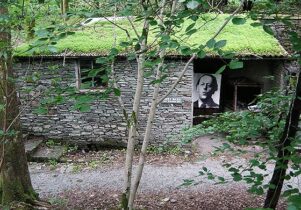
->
xmin=163 ymin=97 xmax=183 ymax=104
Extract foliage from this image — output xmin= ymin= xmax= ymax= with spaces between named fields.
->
xmin=15 ymin=14 xmax=286 ymax=56
xmin=217 ymin=0 xmax=301 ymax=14
xmin=181 ymin=89 xmax=301 ymax=202
xmin=65 ymin=145 xmax=78 ymax=153
xmin=72 ymin=164 xmax=83 ymax=173
xmin=48 ymin=159 xmax=58 ymax=170
xmin=181 ymin=89 xmax=291 ymax=145
xmin=6 ymin=0 xmax=300 ymax=209
xmin=48 ymin=197 xmax=68 ymax=208
xmin=147 ymin=144 xmax=182 ymax=155
xmin=251 ymin=0 xmax=301 ymax=14
xmin=46 ymin=139 xmax=61 ymax=147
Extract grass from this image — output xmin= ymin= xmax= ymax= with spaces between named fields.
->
xmin=147 ymin=144 xmax=183 ymax=155
xmin=15 ymin=13 xmax=286 ymax=57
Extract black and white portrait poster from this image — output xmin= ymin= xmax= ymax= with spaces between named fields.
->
xmin=192 ymin=73 xmax=221 ymax=109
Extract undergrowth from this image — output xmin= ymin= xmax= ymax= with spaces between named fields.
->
xmin=181 ymin=90 xmax=291 ymax=149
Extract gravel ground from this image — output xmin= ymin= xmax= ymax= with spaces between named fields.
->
xmin=31 ymin=159 xmax=237 ymax=196
xmin=29 ymin=157 xmax=288 ymax=209
xmin=28 ymin=136 xmax=298 ymax=209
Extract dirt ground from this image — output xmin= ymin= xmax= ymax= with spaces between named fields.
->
xmin=49 ymin=187 xmax=287 ymax=210
xmin=29 ymin=136 xmax=288 ymax=210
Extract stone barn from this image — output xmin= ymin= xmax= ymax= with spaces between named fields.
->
xmin=14 ymin=15 xmax=293 ymax=147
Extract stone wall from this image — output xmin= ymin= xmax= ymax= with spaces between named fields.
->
xmin=267 ymin=16 xmax=301 ymax=54
xmin=14 ymin=57 xmax=193 ymax=146
xmin=265 ymin=16 xmax=301 ymax=83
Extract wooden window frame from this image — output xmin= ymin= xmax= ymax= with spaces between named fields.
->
xmin=75 ymin=59 xmax=107 ymax=93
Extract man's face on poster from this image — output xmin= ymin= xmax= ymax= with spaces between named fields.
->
xmin=197 ymin=75 xmax=216 ymax=99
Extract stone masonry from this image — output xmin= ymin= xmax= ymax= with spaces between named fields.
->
xmin=14 ymin=57 xmax=193 ymax=146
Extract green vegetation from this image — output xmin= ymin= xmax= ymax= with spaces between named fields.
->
xmin=181 ymin=90 xmax=291 ymax=145
xmin=46 ymin=139 xmax=61 ymax=147
xmin=180 ymin=89 xmax=301 ymax=207
xmin=72 ymin=164 xmax=83 ymax=173
xmin=147 ymin=144 xmax=182 ymax=155
xmin=48 ymin=159 xmax=59 ymax=170
xmin=15 ymin=14 xmax=286 ymax=57
xmin=48 ymin=197 xmax=68 ymax=208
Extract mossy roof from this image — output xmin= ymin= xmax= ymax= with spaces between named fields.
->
xmin=15 ymin=14 xmax=288 ymax=58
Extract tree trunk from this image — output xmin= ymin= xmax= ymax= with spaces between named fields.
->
xmin=263 ymin=73 xmax=301 ymax=209
xmin=0 ymin=1 xmax=38 ymax=208
xmin=128 ymin=1 xmax=176 ymax=208
xmin=121 ymin=20 xmax=149 ymax=210
xmin=25 ymin=17 xmax=35 ymax=41
xmin=128 ymin=54 xmax=163 ymax=209
xmin=61 ymin=0 xmax=68 ymax=19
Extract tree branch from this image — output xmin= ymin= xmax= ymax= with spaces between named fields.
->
xmin=126 ymin=16 xmax=140 ymax=39
xmin=157 ymin=0 xmax=245 ymax=105
xmin=156 ymin=53 xmax=196 ymax=105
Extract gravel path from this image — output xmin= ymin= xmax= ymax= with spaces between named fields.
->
xmin=28 ymin=136 xmax=299 ymax=209
xmin=30 ymin=157 xmax=273 ymax=197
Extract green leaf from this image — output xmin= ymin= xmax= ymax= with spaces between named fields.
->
xmin=250 ymin=159 xmax=260 ymax=166
xmin=197 ymin=50 xmax=206 ymax=59
xmin=248 ymin=186 xmax=264 ymax=195
xmin=229 ymin=60 xmax=243 ymax=69
xmin=190 ymin=15 xmax=199 ymax=21
xmin=120 ymin=41 xmax=131 ymax=47
xmin=76 ymin=95 xmax=93 ymax=104
xmin=185 ymin=23 xmax=196 ymax=32
xmin=150 ymin=74 xmax=168 ymax=85
xmin=0 ymin=104 xmax=5 ymax=111
xmin=283 ymin=189 xmax=299 ymax=197
xmin=263 ymin=25 xmax=274 ymax=35
xmin=149 ymin=20 xmax=158 ymax=26
xmin=180 ymin=46 xmax=192 ymax=55
xmin=288 ymin=205 xmax=298 ymax=210
xmin=288 ymin=195 xmax=301 ymax=210
xmin=67 ymin=31 xmax=75 ymax=36
xmin=214 ymin=40 xmax=227 ymax=49
xmin=182 ymin=179 xmax=194 ymax=186
xmin=250 ymin=22 xmax=262 ymax=27
xmin=232 ymin=17 xmax=246 ymax=25
xmin=110 ymin=48 xmax=119 ymax=56
xmin=233 ymin=173 xmax=242 ymax=181
xmin=113 ymin=88 xmax=121 ymax=97
xmin=134 ymin=43 xmax=141 ymax=51
xmin=217 ymin=176 xmax=225 ymax=182
xmin=216 ymin=65 xmax=226 ymax=74
xmin=48 ymin=45 xmax=58 ymax=53
xmin=35 ymin=28 xmax=49 ymax=37
xmin=186 ymin=29 xmax=197 ymax=36
xmin=96 ymin=57 xmax=107 ymax=64
xmin=206 ymin=39 xmax=216 ymax=49
xmin=35 ymin=107 xmax=48 ymax=115
xmin=169 ymin=40 xmax=180 ymax=49
xmin=199 ymin=171 xmax=205 ymax=175
xmin=78 ymin=104 xmax=91 ymax=112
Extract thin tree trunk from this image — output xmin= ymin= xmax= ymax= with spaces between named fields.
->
xmin=128 ymin=53 xmax=164 ymax=209
xmin=61 ymin=0 xmax=68 ymax=20
xmin=263 ymin=72 xmax=301 ymax=209
xmin=128 ymin=1 xmax=176 ymax=208
xmin=128 ymin=1 xmax=246 ymax=207
xmin=0 ymin=1 xmax=38 ymax=208
xmin=121 ymin=19 xmax=149 ymax=209
xmin=25 ymin=17 xmax=35 ymax=41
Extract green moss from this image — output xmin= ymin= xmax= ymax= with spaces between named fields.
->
xmin=15 ymin=14 xmax=286 ymax=57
